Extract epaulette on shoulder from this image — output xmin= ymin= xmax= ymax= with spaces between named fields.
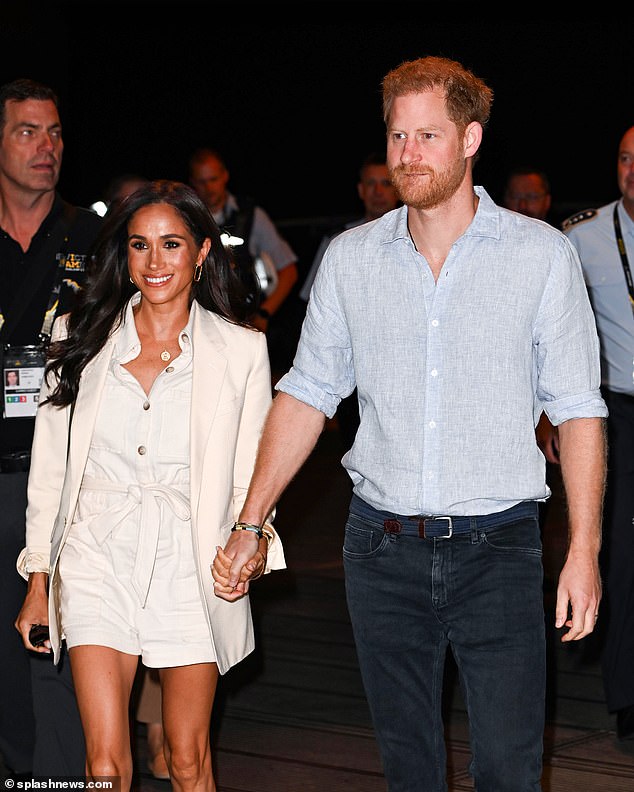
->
xmin=561 ymin=208 xmax=597 ymax=232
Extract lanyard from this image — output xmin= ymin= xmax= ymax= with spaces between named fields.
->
xmin=0 ymin=203 xmax=77 ymax=344
xmin=613 ymin=204 xmax=634 ymax=317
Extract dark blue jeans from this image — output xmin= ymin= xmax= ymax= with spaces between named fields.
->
xmin=344 ymin=495 xmax=545 ymax=792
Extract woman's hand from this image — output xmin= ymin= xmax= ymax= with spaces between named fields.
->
xmin=15 ymin=572 xmax=51 ymax=653
xmin=211 ymin=533 xmax=268 ymax=601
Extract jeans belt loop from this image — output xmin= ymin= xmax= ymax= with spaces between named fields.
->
xmin=419 ymin=516 xmax=453 ymax=539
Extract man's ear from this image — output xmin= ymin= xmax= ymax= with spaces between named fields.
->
xmin=464 ymin=121 xmax=483 ymax=159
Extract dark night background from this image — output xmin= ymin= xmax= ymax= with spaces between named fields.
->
xmin=2 ymin=6 xmax=633 ymax=240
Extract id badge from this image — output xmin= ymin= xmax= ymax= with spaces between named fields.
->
xmin=3 ymin=344 xmax=46 ymax=418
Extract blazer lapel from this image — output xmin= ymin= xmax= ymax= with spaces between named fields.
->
xmin=65 ymin=334 xmax=116 ymax=507
xmin=190 ymin=305 xmax=228 ymax=518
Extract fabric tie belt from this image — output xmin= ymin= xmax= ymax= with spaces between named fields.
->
xmin=350 ymin=494 xmax=537 ymax=539
xmin=82 ymin=477 xmax=191 ymax=606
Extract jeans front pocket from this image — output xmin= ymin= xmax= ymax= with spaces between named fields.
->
xmin=482 ymin=513 xmax=542 ymax=557
xmin=343 ymin=512 xmax=390 ymax=559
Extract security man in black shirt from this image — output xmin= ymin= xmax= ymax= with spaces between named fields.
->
xmin=0 ymin=78 xmax=102 ymax=779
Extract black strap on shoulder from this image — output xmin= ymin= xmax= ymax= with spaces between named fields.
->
xmin=222 ymin=196 xmax=261 ymax=316
xmin=225 ymin=195 xmax=255 ymax=241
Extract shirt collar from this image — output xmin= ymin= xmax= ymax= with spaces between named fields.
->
xmin=381 ymin=185 xmax=501 ymax=248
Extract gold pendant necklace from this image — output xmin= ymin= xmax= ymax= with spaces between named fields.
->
xmin=160 ymin=349 xmax=171 ymax=362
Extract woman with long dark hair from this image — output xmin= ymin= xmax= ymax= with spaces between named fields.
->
xmin=15 ymin=180 xmax=285 ymax=789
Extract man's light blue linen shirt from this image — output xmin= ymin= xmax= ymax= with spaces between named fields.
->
xmin=564 ymin=199 xmax=634 ymax=396
xmin=277 ymin=187 xmax=607 ymax=516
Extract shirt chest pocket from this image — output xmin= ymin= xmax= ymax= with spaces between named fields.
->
xmin=156 ymin=385 xmax=191 ymax=461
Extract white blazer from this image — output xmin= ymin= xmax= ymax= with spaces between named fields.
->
xmin=17 ymin=300 xmax=285 ymax=673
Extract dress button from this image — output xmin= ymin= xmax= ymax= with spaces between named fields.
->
xmin=165 ymin=366 xmax=174 ymax=373
xmin=138 ymin=446 xmax=146 ymax=455
xmin=143 ymin=401 xmax=150 ymax=411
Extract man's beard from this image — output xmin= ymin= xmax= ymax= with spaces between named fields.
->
xmin=389 ymin=151 xmax=467 ymax=210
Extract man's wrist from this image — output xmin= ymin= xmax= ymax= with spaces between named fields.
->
xmin=232 ymin=521 xmax=264 ymax=539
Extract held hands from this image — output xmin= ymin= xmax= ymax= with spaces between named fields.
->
xmin=212 ymin=531 xmax=268 ymax=601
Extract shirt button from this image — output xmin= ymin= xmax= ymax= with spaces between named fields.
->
xmin=431 ymin=319 xmax=439 ymax=327
xmin=431 ymin=369 xmax=438 ymax=377
xmin=138 ymin=446 xmax=146 ymax=455
xmin=165 ymin=366 xmax=174 ymax=373
xmin=429 ymin=420 xmax=436 ymax=428
xmin=142 ymin=401 xmax=150 ymax=411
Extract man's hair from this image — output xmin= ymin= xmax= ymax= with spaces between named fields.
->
xmin=0 ymin=78 xmax=59 ymax=137
xmin=359 ymin=151 xmax=387 ymax=179
xmin=188 ymin=147 xmax=228 ymax=177
xmin=382 ymin=56 xmax=493 ymax=133
xmin=504 ymin=166 xmax=550 ymax=195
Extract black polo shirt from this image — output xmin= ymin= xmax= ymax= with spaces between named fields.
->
xmin=1 ymin=193 xmax=102 ymax=455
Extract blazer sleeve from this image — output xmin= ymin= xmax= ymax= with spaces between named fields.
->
xmin=232 ymin=330 xmax=285 ymax=573
xmin=16 ymin=316 xmax=72 ymax=579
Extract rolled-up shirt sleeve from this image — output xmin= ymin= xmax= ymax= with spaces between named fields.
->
xmin=534 ymin=235 xmax=607 ymax=425
xmin=277 ymin=240 xmax=356 ymax=417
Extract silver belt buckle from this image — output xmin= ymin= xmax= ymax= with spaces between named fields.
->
xmin=422 ymin=516 xmax=453 ymax=539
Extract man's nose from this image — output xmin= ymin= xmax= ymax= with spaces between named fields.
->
xmin=399 ymin=138 xmax=419 ymax=164
xmin=38 ymin=133 xmax=55 ymax=152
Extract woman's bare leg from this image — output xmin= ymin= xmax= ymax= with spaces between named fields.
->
xmin=69 ymin=646 xmax=139 ymax=787
xmin=160 ymin=662 xmax=219 ymax=791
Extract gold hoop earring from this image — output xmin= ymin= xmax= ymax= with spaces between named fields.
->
xmin=193 ymin=263 xmax=202 ymax=282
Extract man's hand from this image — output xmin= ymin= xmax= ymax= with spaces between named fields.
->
xmin=555 ymin=417 xmax=606 ymax=641
xmin=555 ymin=546 xmax=601 ymax=642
